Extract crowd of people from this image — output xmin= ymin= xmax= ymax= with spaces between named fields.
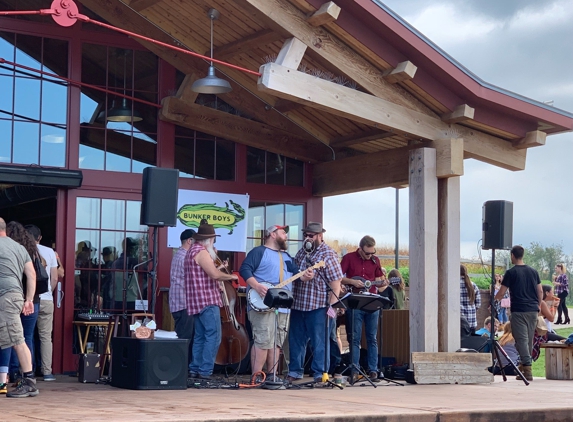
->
xmin=460 ymin=246 xmax=571 ymax=381
xmin=169 ymin=220 xmax=406 ymax=385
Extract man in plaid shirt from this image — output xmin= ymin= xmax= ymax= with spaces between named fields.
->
xmin=288 ymin=222 xmax=342 ymax=383
xmin=169 ymin=229 xmax=195 ymax=374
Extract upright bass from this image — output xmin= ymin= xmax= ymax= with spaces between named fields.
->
xmin=215 ymin=256 xmax=250 ymax=366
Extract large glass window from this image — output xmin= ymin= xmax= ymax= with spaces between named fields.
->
xmin=74 ymin=197 xmax=149 ymax=312
xmin=246 ymin=202 xmax=304 ymax=256
xmin=0 ymin=31 xmax=68 ymax=167
xmin=246 ymin=147 xmax=304 ymax=186
xmin=79 ymin=44 xmax=158 ymax=172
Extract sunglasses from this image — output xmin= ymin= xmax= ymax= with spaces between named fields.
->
xmin=361 ymin=248 xmax=376 ymax=256
xmin=303 ymin=232 xmax=318 ymax=238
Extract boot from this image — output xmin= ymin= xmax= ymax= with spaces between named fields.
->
xmin=522 ymin=365 xmax=533 ymax=381
xmin=515 ymin=364 xmax=524 ymax=380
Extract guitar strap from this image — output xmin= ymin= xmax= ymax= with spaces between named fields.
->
xmin=278 ymin=251 xmax=284 ymax=285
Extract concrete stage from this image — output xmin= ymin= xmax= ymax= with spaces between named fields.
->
xmin=3 ymin=375 xmax=573 ymax=421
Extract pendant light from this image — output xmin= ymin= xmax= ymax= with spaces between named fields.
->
xmin=107 ymin=50 xmax=143 ymax=123
xmin=192 ymin=8 xmax=232 ymax=94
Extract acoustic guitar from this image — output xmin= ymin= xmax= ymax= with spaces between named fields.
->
xmin=248 ymin=261 xmax=325 ymax=312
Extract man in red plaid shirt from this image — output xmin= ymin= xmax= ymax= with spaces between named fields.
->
xmin=185 ymin=222 xmax=237 ymax=380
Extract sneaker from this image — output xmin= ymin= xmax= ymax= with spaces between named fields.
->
xmin=286 ymin=375 xmax=300 ymax=383
xmin=265 ymin=373 xmax=283 ymax=382
xmin=43 ymin=374 xmax=56 ymax=382
xmin=369 ymin=371 xmax=380 ymax=381
xmin=188 ymin=371 xmax=198 ymax=378
xmin=6 ymin=378 xmax=39 ymax=398
xmin=0 ymin=383 xmax=7 ymax=394
xmin=197 ymin=374 xmax=214 ymax=381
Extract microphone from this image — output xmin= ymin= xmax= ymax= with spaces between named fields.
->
xmin=304 ymin=240 xmax=314 ymax=254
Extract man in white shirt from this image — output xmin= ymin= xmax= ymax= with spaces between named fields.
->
xmin=25 ymin=225 xmax=58 ymax=382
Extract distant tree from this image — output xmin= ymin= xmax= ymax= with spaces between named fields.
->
xmin=523 ymin=242 xmax=565 ymax=280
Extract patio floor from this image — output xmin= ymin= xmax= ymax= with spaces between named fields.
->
xmin=3 ymin=373 xmax=573 ymax=422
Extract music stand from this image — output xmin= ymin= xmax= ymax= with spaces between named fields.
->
xmin=333 ymin=293 xmax=390 ymax=388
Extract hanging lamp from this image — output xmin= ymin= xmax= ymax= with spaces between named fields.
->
xmin=107 ymin=50 xmax=143 ymax=123
xmin=192 ymin=8 xmax=232 ymax=94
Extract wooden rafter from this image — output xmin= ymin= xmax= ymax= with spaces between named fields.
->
xmin=160 ymin=96 xmax=331 ymax=163
xmin=329 ymin=129 xmax=394 ymax=148
xmin=306 ymin=2 xmax=341 ymax=27
xmin=212 ymin=29 xmax=282 ymax=61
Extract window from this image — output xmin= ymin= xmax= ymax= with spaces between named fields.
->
xmin=246 ymin=202 xmax=304 ymax=256
xmin=74 ymin=197 xmax=149 ymax=311
xmin=79 ymin=45 xmax=158 ymax=172
xmin=246 ymin=147 xmax=304 ymax=186
xmin=0 ymin=31 xmax=68 ymax=167
xmin=174 ymin=126 xmax=235 ymax=181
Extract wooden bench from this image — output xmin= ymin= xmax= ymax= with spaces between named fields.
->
xmin=540 ymin=343 xmax=573 ymax=380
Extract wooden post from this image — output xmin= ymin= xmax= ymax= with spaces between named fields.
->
xmin=437 ymin=176 xmax=461 ymax=352
xmin=409 ymin=148 xmax=439 ymax=355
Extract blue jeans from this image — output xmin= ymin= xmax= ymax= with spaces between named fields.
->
xmin=288 ymin=308 xmax=329 ymax=379
xmin=0 ymin=347 xmax=10 ymax=375
xmin=172 ymin=310 xmax=195 ymax=367
xmin=329 ymin=318 xmax=340 ymax=374
xmin=9 ymin=302 xmax=39 ymax=376
xmin=497 ymin=308 xmax=508 ymax=324
xmin=189 ymin=305 xmax=221 ymax=376
xmin=347 ymin=308 xmax=379 ymax=372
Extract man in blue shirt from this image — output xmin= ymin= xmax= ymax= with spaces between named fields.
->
xmin=475 ymin=316 xmax=499 ymax=337
xmin=240 ymin=225 xmax=313 ymax=381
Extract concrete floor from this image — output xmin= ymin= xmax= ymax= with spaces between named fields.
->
xmin=3 ymin=374 xmax=573 ymax=422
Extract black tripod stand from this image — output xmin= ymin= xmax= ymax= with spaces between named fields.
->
xmin=488 ymin=248 xmax=528 ymax=385
xmin=334 ymin=293 xmax=389 ymax=388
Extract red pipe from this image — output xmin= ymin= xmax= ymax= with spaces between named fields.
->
xmin=0 ymin=57 xmax=161 ymax=108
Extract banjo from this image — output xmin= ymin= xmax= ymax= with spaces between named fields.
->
xmin=248 ymin=261 xmax=325 ymax=312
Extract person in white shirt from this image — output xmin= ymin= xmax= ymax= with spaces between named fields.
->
xmin=25 ymin=225 xmax=58 ymax=382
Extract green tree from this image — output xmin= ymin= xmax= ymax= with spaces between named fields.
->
xmin=523 ymin=242 xmax=565 ymax=280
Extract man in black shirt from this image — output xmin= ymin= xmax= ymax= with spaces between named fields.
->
xmin=495 ymin=245 xmax=542 ymax=381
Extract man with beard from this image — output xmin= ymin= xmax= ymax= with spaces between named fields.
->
xmin=185 ymin=222 xmax=238 ymax=380
xmin=240 ymin=225 xmax=314 ymax=381
xmin=288 ymin=222 xmax=343 ymax=383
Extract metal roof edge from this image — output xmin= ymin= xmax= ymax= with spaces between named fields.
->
xmin=371 ymin=0 xmax=573 ymax=120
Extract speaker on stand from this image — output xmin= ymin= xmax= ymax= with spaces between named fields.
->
xmin=482 ymin=200 xmax=513 ymax=251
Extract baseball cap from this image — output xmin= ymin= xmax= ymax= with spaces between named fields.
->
xmin=265 ymin=225 xmax=289 ymax=236
xmin=180 ymin=229 xmax=196 ymax=241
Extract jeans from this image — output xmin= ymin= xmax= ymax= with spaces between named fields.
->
xmin=172 ymin=310 xmax=195 ymax=367
xmin=557 ymin=291 xmax=569 ymax=322
xmin=497 ymin=308 xmax=508 ymax=324
xmin=0 ymin=347 xmax=10 ymax=375
xmin=9 ymin=302 xmax=39 ymax=376
xmin=329 ymin=318 xmax=340 ymax=375
xmin=347 ymin=308 xmax=379 ymax=372
xmin=510 ymin=311 xmax=537 ymax=366
xmin=288 ymin=308 xmax=329 ymax=379
xmin=189 ymin=305 xmax=221 ymax=376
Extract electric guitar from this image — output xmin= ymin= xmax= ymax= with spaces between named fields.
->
xmin=248 ymin=261 xmax=325 ymax=312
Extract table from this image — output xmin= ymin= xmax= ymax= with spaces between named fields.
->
xmin=73 ymin=320 xmax=116 ymax=377
xmin=540 ymin=343 xmax=573 ymax=380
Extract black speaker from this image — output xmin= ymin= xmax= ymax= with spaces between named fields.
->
xmin=140 ymin=167 xmax=179 ymax=227
xmin=111 ymin=337 xmax=188 ymax=390
xmin=482 ymin=200 xmax=513 ymax=250
xmin=264 ymin=288 xmax=294 ymax=309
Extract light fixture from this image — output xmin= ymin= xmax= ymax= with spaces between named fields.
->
xmin=192 ymin=8 xmax=232 ymax=94
xmin=106 ymin=50 xmax=143 ymax=123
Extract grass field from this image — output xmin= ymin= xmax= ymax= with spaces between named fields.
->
xmin=531 ymin=327 xmax=572 ymax=377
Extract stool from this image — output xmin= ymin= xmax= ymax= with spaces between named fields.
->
xmin=540 ymin=343 xmax=573 ymax=380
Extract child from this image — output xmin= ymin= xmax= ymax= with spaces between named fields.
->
xmin=388 ymin=269 xmax=406 ymax=310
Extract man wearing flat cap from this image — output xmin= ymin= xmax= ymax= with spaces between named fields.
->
xmin=185 ymin=222 xmax=238 ymax=380
xmin=170 ymin=229 xmax=196 ymax=373
xmin=288 ymin=222 xmax=343 ymax=383
xmin=240 ymin=225 xmax=314 ymax=381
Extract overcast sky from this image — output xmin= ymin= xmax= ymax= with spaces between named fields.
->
xmin=323 ymin=0 xmax=573 ymax=259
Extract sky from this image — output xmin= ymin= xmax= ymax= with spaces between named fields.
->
xmin=323 ymin=0 xmax=573 ymax=259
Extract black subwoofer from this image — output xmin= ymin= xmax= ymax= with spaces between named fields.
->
xmin=482 ymin=200 xmax=513 ymax=250
xmin=111 ymin=337 xmax=188 ymax=390
xmin=140 ymin=167 xmax=179 ymax=227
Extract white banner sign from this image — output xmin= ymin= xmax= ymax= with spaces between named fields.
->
xmin=167 ymin=190 xmax=249 ymax=252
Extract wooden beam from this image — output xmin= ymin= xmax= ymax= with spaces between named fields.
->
xmin=409 ymin=148 xmax=439 ymax=354
xmin=306 ymin=2 xmax=341 ymax=27
xmin=125 ymin=0 xmax=162 ymax=12
xmin=175 ymin=73 xmax=199 ymax=104
xmin=273 ymin=98 xmax=304 ymax=113
xmin=512 ymin=130 xmax=546 ymax=149
xmin=275 ymin=37 xmax=307 ymax=70
xmin=330 ymin=129 xmax=394 ymax=148
xmin=258 ymin=62 xmax=526 ymax=171
xmin=412 ymin=353 xmax=493 ymax=384
xmin=160 ymin=96 xmax=330 ymax=163
xmin=383 ymin=61 xmax=417 ymax=84
xmin=312 ymin=148 xmax=410 ymax=196
xmin=212 ymin=29 xmax=282 ymax=61
xmin=430 ymin=138 xmax=464 ymax=178
xmin=441 ymin=104 xmax=475 ymax=124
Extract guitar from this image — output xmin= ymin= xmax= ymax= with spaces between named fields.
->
xmin=248 ymin=261 xmax=326 ymax=312
xmin=347 ymin=276 xmax=385 ymax=294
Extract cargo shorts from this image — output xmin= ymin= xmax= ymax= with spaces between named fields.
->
xmin=0 ymin=291 xmax=26 ymax=349
xmin=248 ymin=310 xmax=289 ymax=350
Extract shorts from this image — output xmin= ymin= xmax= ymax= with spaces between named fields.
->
xmin=0 ymin=291 xmax=25 ymax=349
xmin=248 ymin=310 xmax=289 ymax=350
